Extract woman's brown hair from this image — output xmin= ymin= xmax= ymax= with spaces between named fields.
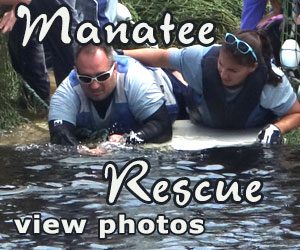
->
xmin=222 ymin=29 xmax=282 ymax=86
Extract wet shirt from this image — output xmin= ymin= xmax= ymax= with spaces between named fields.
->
xmin=168 ymin=45 xmax=297 ymax=128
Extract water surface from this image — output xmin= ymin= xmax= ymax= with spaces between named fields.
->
xmin=0 ymin=144 xmax=300 ymax=249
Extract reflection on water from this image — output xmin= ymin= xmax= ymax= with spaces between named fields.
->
xmin=0 ymin=144 xmax=300 ymax=249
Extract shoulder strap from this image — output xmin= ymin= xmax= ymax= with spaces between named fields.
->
xmin=202 ymin=47 xmax=267 ymax=128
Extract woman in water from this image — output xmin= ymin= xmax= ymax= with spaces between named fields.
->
xmin=122 ymin=30 xmax=300 ymax=144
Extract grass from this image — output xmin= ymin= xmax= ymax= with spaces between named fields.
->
xmin=284 ymin=128 xmax=300 ymax=145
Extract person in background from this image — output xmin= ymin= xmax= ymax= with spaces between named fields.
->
xmin=0 ymin=0 xmax=78 ymax=102
xmin=97 ymin=0 xmax=118 ymax=27
xmin=241 ymin=0 xmax=282 ymax=30
xmin=122 ymin=30 xmax=300 ymax=145
xmin=76 ymin=0 xmax=117 ymax=27
xmin=0 ymin=0 xmax=30 ymax=33
xmin=48 ymin=43 xmax=186 ymax=146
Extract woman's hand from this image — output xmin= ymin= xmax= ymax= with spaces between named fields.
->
xmin=257 ymin=124 xmax=283 ymax=145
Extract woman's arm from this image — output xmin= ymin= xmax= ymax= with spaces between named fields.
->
xmin=124 ymin=48 xmax=172 ymax=68
xmin=257 ymin=0 xmax=282 ymax=28
xmin=274 ymin=100 xmax=300 ymax=134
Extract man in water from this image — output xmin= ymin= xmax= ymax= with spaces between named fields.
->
xmin=48 ymin=43 xmax=185 ymax=146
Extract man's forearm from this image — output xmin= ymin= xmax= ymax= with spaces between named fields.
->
xmin=132 ymin=104 xmax=172 ymax=144
xmin=48 ymin=120 xmax=78 ymax=146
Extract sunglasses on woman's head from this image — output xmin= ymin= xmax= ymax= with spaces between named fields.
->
xmin=77 ymin=64 xmax=115 ymax=84
xmin=225 ymin=33 xmax=258 ymax=62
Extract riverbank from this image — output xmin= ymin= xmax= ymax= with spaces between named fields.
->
xmin=0 ymin=120 xmax=49 ymax=146
xmin=0 ymin=71 xmax=54 ymax=146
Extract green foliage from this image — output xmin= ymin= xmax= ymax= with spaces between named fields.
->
xmin=121 ymin=0 xmax=243 ymax=45
xmin=0 ymin=35 xmax=24 ymax=130
xmin=284 ymin=128 xmax=300 ymax=145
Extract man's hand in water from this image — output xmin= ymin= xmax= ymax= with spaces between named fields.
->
xmin=77 ymin=145 xmax=107 ymax=156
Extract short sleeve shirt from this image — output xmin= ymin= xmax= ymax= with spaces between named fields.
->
xmin=168 ymin=45 xmax=296 ymax=126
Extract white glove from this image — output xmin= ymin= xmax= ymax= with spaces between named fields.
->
xmin=257 ymin=124 xmax=284 ymax=145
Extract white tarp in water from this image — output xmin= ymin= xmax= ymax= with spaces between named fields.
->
xmin=168 ymin=120 xmax=259 ymax=151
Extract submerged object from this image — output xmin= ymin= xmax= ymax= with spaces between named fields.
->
xmin=280 ymin=39 xmax=300 ymax=68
